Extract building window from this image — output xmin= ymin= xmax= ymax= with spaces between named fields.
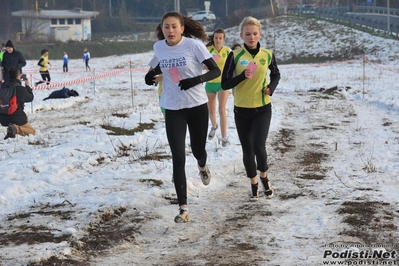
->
xmin=51 ymin=19 xmax=57 ymax=25
xmin=67 ymin=18 xmax=74 ymax=25
xmin=59 ymin=19 xmax=65 ymax=25
xmin=75 ymin=18 xmax=81 ymax=24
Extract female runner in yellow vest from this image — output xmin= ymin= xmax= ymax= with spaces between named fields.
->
xmin=221 ymin=16 xmax=281 ymax=201
xmin=205 ymin=28 xmax=231 ymax=147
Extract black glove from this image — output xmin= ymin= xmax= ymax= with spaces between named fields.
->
xmin=178 ymin=76 xmax=202 ymax=91
xmin=145 ymin=70 xmax=156 ymax=86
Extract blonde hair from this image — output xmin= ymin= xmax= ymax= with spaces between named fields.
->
xmin=239 ymin=16 xmax=261 ymax=33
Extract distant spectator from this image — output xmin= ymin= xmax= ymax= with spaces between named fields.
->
xmin=2 ymin=40 xmax=26 ymax=83
xmin=0 ymin=43 xmax=5 ymax=82
xmin=35 ymin=49 xmax=51 ymax=86
xmin=0 ymin=43 xmax=5 ymax=64
xmin=83 ymin=48 xmax=90 ymax=71
xmin=231 ymin=43 xmax=242 ymax=50
xmin=1 ymin=67 xmax=35 ymax=140
xmin=63 ymin=51 xmax=68 ymax=72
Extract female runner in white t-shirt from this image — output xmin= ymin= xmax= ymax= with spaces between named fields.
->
xmin=145 ymin=11 xmax=220 ymax=223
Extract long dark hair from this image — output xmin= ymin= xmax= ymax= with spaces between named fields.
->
xmin=206 ymin=28 xmax=225 ymax=47
xmin=231 ymin=43 xmax=242 ymax=50
xmin=156 ymin=11 xmax=209 ymax=42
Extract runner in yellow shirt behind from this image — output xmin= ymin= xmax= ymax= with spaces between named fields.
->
xmin=205 ymin=28 xmax=231 ymax=147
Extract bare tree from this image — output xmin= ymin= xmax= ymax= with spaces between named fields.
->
xmin=20 ymin=11 xmax=48 ymax=42
xmin=118 ymin=0 xmax=133 ymax=30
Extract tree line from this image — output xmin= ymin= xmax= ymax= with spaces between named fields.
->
xmin=1 ymin=0 xmax=395 ymax=40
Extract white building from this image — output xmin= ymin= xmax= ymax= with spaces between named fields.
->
xmin=12 ymin=8 xmax=99 ymax=42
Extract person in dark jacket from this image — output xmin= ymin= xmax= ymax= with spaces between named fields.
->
xmin=2 ymin=40 xmax=26 ymax=83
xmin=1 ymin=68 xmax=35 ymax=139
xmin=0 ymin=43 xmax=5 ymax=82
xmin=43 ymin=87 xmax=79 ymax=100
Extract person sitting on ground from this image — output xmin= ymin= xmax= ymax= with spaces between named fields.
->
xmin=1 ymin=67 xmax=35 ymax=140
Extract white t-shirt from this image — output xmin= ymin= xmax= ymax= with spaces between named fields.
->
xmin=153 ymin=36 xmax=212 ymax=110
xmin=148 ymin=56 xmax=158 ymax=69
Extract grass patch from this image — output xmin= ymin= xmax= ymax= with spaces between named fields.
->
xmin=0 ymin=225 xmax=69 ymax=246
xmin=2 ymin=203 xmax=76 ymax=247
xmin=27 ymin=257 xmax=84 ymax=266
xmin=297 ymin=173 xmax=325 ymax=180
xmin=163 ymin=195 xmax=179 ymax=205
xmin=112 ymin=113 xmax=129 ymax=118
xmin=338 ymin=201 xmax=398 ymax=243
xmin=279 ymin=193 xmax=306 ymax=200
xmin=300 ymin=151 xmax=328 ymax=166
xmin=270 ymin=128 xmax=295 ymax=154
xmin=102 ymin=122 xmax=155 ymax=136
xmin=139 ymin=178 xmax=164 ymax=187
xmin=140 ymin=151 xmax=172 ymax=161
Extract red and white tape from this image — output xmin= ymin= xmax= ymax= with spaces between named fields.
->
xmin=32 ymin=67 xmax=130 ymax=90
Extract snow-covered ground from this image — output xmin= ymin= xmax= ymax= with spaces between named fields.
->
xmin=0 ymin=16 xmax=398 ymax=265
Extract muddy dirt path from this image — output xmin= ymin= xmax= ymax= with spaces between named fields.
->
xmin=1 ymin=89 xmax=398 ymax=266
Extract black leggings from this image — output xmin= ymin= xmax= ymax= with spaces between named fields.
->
xmin=234 ymin=104 xmax=272 ymax=178
xmin=37 ymin=71 xmax=51 ymax=85
xmin=85 ymin=60 xmax=90 ymax=71
xmin=165 ymin=103 xmax=209 ymax=206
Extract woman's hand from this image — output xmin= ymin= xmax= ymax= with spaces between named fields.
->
xmin=154 ymin=75 xmax=163 ymax=83
xmin=264 ymin=87 xmax=271 ymax=95
xmin=244 ymin=68 xmax=252 ymax=79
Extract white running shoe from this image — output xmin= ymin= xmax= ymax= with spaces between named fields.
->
xmin=174 ymin=208 xmax=190 ymax=223
xmin=198 ymin=165 xmax=211 ymax=186
xmin=221 ymin=138 xmax=230 ymax=147
xmin=208 ymin=125 xmax=218 ymax=140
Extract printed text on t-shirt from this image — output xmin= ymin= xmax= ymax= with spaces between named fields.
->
xmin=160 ymin=57 xmax=187 ymax=68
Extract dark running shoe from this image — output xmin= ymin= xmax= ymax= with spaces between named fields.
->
xmin=4 ymin=123 xmax=17 ymax=140
xmin=260 ymin=176 xmax=274 ymax=199
xmin=250 ymin=183 xmax=259 ymax=201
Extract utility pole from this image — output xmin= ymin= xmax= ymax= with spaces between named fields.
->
xmin=225 ymin=0 xmax=228 ymax=16
xmin=270 ymin=0 xmax=275 ymax=16
xmin=387 ymin=0 xmax=390 ymax=33
xmin=174 ymin=0 xmax=180 ymax=13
